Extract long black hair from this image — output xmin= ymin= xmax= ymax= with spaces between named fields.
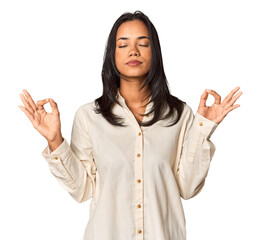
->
xmin=93 ymin=10 xmax=186 ymax=127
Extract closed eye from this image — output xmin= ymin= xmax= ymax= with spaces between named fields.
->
xmin=118 ymin=44 xmax=149 ymax=48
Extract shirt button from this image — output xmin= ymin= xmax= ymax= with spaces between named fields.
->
xmin=137 ymin=154 xmax=141 ymax=157
xmin=137 ymin=204 xmax=142 ymax=208
xmin=54 ymin=157 xmax=58 ymax=160
xmin=137 ymin=179 xmax=141 ymax=183
xmin=199 ymin=122 xmax=203 ymax=126
xmin=138 ymin=132 xmax=141 ymax=136
xmin=138 ymin=229 xmax=142 ymax=234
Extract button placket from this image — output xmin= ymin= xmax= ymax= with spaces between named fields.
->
xmin=116 ymin=89 xmax=151 ymax=239
xmin=135 ymin=129 xmax=144 ymax=239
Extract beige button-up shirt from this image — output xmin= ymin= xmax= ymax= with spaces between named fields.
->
xmin=42 ymin=88 xmax=218 ymax=240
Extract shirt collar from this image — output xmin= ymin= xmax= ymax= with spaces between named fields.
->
xmin=116 ymin=88 xmax=125 ymax=103
xmin=116 ymin=88 xmax=156 ymax=129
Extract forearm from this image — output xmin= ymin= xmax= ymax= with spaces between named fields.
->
xmin=42 ymin=138 xmax=96 ymax=203
xmin=175 ymin=112 xmax=218 ymax=199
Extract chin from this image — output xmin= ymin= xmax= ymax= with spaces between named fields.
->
xmin=123 ymin=70 xmax=148 ymax=77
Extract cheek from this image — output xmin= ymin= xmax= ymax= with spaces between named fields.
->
xmin=115 ymin=51 xmax=126 ymax=72
xmin=143 ymin=48 xmax=152 ymax=60
xmin=148 ymin=49 xmax=152 ymax=59
xmin=145 ymin=50 xmax=152 ymax=66
xmin=115 ymin=50 xmax=124 ymax=65
xmin=145 ymin=51 xmax=152 ymax=71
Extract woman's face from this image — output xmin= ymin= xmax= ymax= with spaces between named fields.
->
xmin=115 ymin=19 xmax=152 ymax=81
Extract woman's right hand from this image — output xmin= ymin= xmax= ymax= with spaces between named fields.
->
xmin=18 ymin=89 xmax=63 ymax=143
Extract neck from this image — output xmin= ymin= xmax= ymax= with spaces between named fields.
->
xmin=119 ymin=78 xmax=151 ymax=108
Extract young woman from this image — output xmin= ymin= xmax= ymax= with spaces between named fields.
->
xmin=19 ymin=10 xmax=242 ymax=240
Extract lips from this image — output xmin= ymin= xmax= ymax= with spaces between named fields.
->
xmin=127 ymin=60 xmax=142 ymax=66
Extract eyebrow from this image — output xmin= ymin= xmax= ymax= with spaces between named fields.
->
xmin=117 ymin=36 xmax=150 ymax=42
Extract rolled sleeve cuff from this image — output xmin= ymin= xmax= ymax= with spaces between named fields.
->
xmin=42 ymin=138 xmax=71 ymax=164
xmin=194 ymin=112 xmax=219 ymax=139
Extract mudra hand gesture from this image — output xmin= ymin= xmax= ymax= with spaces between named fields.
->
xmin=18 ymin=89 xmax=63 ymax=143
xmin=197 ymin=86 xmax=243 ymax=124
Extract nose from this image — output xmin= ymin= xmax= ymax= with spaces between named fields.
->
xmin=129 ymin=46 xmax=140 ymax=57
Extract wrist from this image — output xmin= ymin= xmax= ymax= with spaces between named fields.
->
xmin=48 ymin=134 xmax=64 ymax=152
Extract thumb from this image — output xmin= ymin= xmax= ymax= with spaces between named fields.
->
xmin=49 ymin=98 xmax=59 ymax=112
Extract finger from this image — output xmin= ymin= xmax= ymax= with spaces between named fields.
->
xmin=221 ymin=86 xmax=240 ymax=106
xmin=19 ymin=93 xmax=35 ymax=115
xmin=199 ymin=89 xmax=209 ymax=107
xmin=222 ymin=104 xmax=240 ymax=118
xmin=18 ymin=104 xmax=38 ymax=125
xmin=49 ymin=98 xmax=59 ymax=113
xmin=206 ymin=89 xmax=221 ymax=104
xmin=22 ymin=89 xmax=38 ymax=111
xmin=36 ymin=99 xmax=50 ymax=110
xmin=224 ymin=91 xmax=243 ymax=109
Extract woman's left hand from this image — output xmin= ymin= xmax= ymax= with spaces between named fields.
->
xmin=197 ymin=86 xmax=243 ymax=124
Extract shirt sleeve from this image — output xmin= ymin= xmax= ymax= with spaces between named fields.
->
xmin=173 ymin=104 xmax=219 ymax=200
xmin=41 ymin=106 xmax=97 ymax=203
